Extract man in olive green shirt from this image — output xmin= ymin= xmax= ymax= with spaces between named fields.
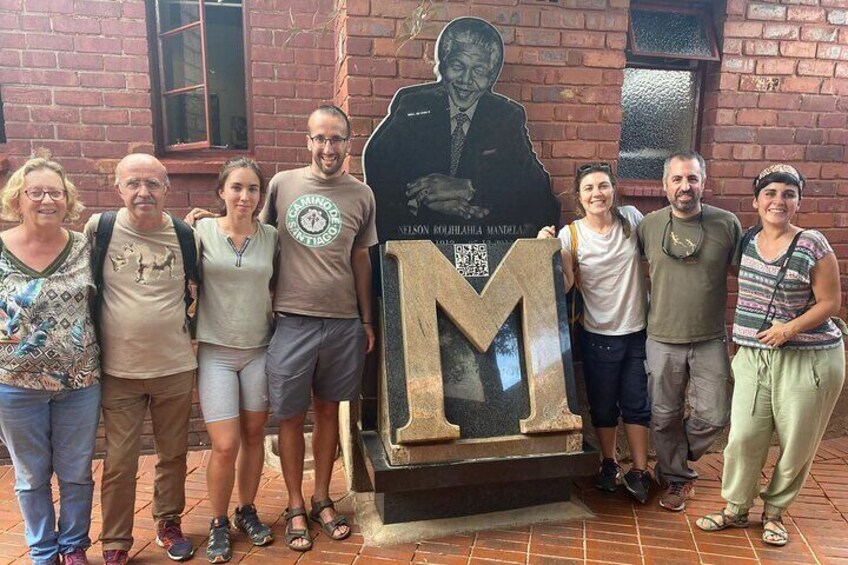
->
xmin=637 ymin=151 xmax=741 ymax=512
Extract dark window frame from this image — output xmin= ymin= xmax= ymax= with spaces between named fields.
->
xmin=618 ymin=1 xmax=718 ymax=189
xmin=147 ymin=0 xmax=253 ymax=157
xmin=628 ymin=2 xmax=720 ymax=62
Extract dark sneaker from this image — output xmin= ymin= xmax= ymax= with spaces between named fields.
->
xmin=62 ymin=549 xmax=90 ymax=565
xmin=156 ymin=519 xmax=196 ymax=561
xmin=234 ymin=504 xmax=273 ymax=546
xmin=623 ymin=468 xmax=651 ymax=504
xmin=206 ymin=517 xmax=232 ymax=564
xmin=659 ymin=481 xmax=695 ymax=511
xmin=102 ymin=549 xmax=129 ymax=565
xmin=595 ymin=458 xmax=622 ymax=492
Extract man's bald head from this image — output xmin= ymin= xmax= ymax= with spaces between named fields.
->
xmin=113 ymin=153 xmax=170 ymax=229
xmin=115 ymin=153 xmax=169 ymax=187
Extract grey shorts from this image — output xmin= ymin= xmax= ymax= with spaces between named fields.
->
xmin=197 ymin=343 xmax=269 ymax=423
xmin=266 ymin=313 xmax=366 ymax=421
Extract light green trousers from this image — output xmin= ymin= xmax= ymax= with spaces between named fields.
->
xmin=722 ymin=345 xmax=845 ymax=516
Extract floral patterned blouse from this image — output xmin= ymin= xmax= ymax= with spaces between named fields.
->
xmin=0 ymin=231 xmax=100 ymax=391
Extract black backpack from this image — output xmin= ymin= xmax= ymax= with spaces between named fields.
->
xmin=91 ymin=211 xmax=199 ymax=335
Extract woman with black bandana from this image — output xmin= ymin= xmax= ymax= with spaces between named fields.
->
xmin=696 ymin=164 xmax=844 ymax=547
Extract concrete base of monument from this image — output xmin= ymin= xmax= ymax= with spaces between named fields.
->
xmin=264 ymin=433 xmax=318 ymax=472
xmin=353 ymin=490 xmax=592 ymax=547
xmin=359 ymin=430 xmax=598 ymax=525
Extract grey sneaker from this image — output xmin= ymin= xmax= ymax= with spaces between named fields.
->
xmin=234 ymin=504 xmax=273 ymax=546
xmin=595 ymin=458 xmax=622 ymax=492
xmin=623 ymin=468 xmax=651 ymax=504
xmin=659 ymin=481 xmax=695 ymax=511
xmin=206 ymin=516 xmax=232 ymax=564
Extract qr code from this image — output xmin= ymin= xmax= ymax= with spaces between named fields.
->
xmin=453 ymin=243 xmax=489 ymax=278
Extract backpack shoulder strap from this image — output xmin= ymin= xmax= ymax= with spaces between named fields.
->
xmin=568 ymin=222 xmax=579 ymax=288
xmin=92 ymin=211 xmax=118 ymax=290
xmin=170 ymin=215 xmax=198 ymax=282
xmin=741 ymin=225 xmax=762 ymax=251
xmin=738 ymin=224 xmax=762 ymax=263
xmin=91 ymin=211 xmax=117 ymax=342
xmin=169 ymin=215 xmax=198 ymax=315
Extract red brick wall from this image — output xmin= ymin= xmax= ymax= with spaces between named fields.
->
xmin=700 ymin=0 xmax=848 ymax=316
xmin=0 ymin=0 xmax=154 ymax=206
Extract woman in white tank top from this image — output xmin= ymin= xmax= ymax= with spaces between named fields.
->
xmin=538 ymin=163 xmax=651 ymax=504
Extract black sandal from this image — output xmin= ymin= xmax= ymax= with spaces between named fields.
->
xmin=283 ymin=507 xmax=312 ymax=552
xmin=309 ymin=497 xmax=351 ymax=541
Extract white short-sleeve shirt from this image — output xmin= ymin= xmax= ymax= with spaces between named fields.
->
xmin=557 ymin=205 xmax=648 ymax=335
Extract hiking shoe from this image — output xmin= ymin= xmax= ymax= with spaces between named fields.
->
xmin=156 ymin=519 xmax=196 ymax=561
xmin=234 ymin=504 xmax=273 ymax=546
xmin=659 ymin=481 xmax=695 ymax=511
xmin=102 ymin=549 xmax=129 ymax=565
xmin=595 ymin=458 xmax=622 ymax=492
xmin=206 ymin=517 xmax=232 ymax=564
xmin=62 ymin=549 xmax=90 ymax=565
xmin=624 ymin=468 xmax=651 ymax=504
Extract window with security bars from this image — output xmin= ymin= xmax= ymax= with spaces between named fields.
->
xmin=151 ymin=0 xmax=248 ymax=152
xmin=618 ymin=2 xmax=719 ymax=180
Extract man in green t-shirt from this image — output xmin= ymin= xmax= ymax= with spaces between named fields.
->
xmin=637 ymin=151 xmax=742 ymax=512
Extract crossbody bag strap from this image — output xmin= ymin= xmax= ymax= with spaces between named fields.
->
xmin=760 ymin=229 xmax=805 ymax=330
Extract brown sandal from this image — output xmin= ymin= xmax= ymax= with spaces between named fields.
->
xmin=309 ymin=498 xmax=351 ymax=541
xmin=283 ymin=507 xmax=312 ymax=552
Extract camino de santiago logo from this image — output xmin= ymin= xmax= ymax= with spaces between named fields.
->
xmin=286 ymin=194 xmax=342 ymax=247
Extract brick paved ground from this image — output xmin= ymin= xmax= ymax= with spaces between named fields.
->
xmin=3 ymin=437 xmax=848 ymax=564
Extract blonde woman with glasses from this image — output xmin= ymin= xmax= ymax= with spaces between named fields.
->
xmin=0 ymin=153 xmax=100 ymax=565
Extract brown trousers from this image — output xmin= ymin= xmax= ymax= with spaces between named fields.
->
xmin=99 ymin=371 xmax=194 ymax=552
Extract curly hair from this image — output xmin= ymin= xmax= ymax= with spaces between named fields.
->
xmin=1 ymin=157 xmax=84 ymax=223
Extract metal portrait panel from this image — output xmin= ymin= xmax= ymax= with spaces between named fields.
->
xmin=363 ymin=17 xmax=560 ymax=244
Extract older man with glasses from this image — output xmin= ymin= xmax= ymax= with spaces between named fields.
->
xmin=636 ymin=151 xmax=742 ymax=512
xmin=86 ymin=154 xmax=199 ymax=565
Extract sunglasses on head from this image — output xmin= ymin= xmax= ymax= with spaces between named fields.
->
xmin=576 ymin=162 xmax=612 ymax=176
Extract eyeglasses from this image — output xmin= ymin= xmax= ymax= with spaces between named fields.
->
xmin=24 ymin=189 xmax=66 ymax=201
xmin=662 ymin=210 xmax=704 ymax=261
xmin=576 ymin=162 xmax=612 ymax=176
xmin=308 ymin=135 xmax=349 ymax=148
xmin=119 ymin=178 xmax=166 ymax=192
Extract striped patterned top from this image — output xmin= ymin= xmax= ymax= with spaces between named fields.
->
xmin=733 ymin=229 xmax=842 ymax=350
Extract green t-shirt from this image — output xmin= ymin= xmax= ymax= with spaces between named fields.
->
xmin=195 ymin=218 xmax=278 ymax=349
xmin=637 ymin=204 xmax=742 ymax=344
